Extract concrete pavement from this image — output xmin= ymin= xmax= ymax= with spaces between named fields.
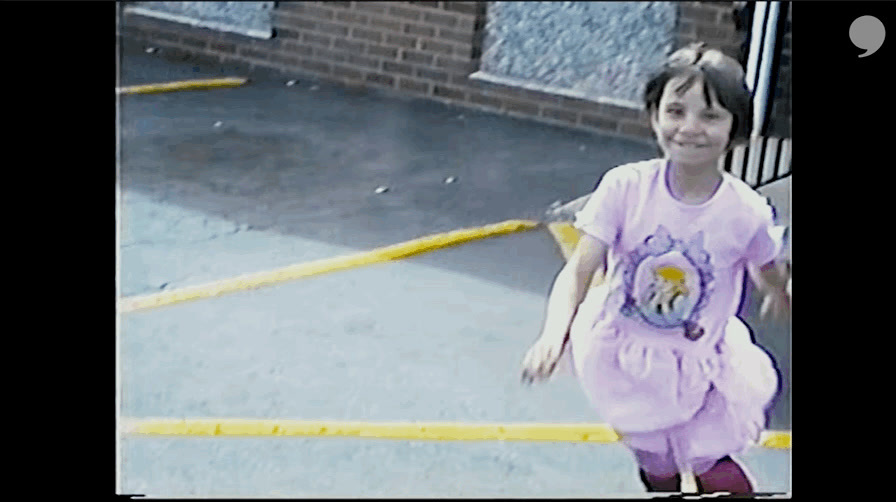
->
xmin=117 ymin=35 xmax=791 ymax=497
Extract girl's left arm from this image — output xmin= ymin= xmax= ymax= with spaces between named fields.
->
xmin=748 ymin=260 xmax=791 ymax=322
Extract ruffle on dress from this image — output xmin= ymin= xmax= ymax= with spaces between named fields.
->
xmin=569 ymin=292 xmax=779 ymax=442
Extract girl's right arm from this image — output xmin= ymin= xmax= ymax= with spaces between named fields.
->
xmin=522 ymin=233 xmax=609 ymax=382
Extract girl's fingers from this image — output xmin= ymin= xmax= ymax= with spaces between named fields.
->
xmin=522 ymin=339 xmax=564 ymax=383
xmin=539 ymin=348 xmax=557 ymax=377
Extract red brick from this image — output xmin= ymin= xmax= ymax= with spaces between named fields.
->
xmin=388 ymin=5 xmax=423 ymax=21
xmin=347 ymin=53 xmax=381 ymax=70
xmin=422 ymin=11 xmax=459 ymax=28
xmin=458 ymin=76 xmax=507 ymax=94
xmin=434 ymin=55 xmax=473 ymax=73
xmin=367 ymin=44 xmax=399 ymax=59
xmin=398 ymin=77 xmax=431 ymax=94
xmin=503 ymin=98 xmax=539 ymax=116
xmin=272 ymin=9 xmax=320 ymax=27
xmin=433 ymin=85 xmax=465 ymax=100
xmin=302 ymin=32 xmax=332 ymax=48
xmin=556 ymin=96 xmax=592 ymax=110
xmin=368 ymin=16 xmax=403 ymax=32
xmin=296 ymin=3 xmax=335 ymax=20
xmin=415 ymin=67 xmax=448 ymax=82
xmin=334 ymin=39 xmax=366 ymax=54
xmin=443 ymin=2 xmax=478 ymax=15
xmin=313 ymin=47 xmax=348 ymax=63
xmin=316 ymin=20 xmax=351 ymax=37
xmin=299 ymin=59 xmax=331 ymax=73
xmin=273 ymin=12 xmax=317 ymax=31
xmin=239 ymin=46 xmax=270 ymax=61
xmin=468 ymin=91 xmax=503 ymax=109
xmin=180 ymin=35 xmax=210 ymax=49
xmin=456 ymin=16 xmax=476 ymax=33
xmin=354 ymin=2 xmax=389 ymax=15
xmin=491 ymin=85 xmax=546 ymax=103
xmin=541 ymin=106 xmax=578 ymax=124
xmin=437 ymin=27 xmax=473 ymax=44
xmin=591 ymin=101 xmax=643 ymax=121
xmin=386 ymin=33 xmax=418 ymax=49
xmin=332 ymin=64 xmax=364 ymax=80
xmin=402 ymin=49 xmax=435 ymax=65
xmin=366 ymin=72 xmax=396 ymax=87
xmin=211 ymin=41 xmax=237 ymax=54
xmin=274 ymin=26 xmax=307 ymax=40
xmin=420 ymin=39 xmax=454 ymax=55
xmin=283 ymin=42 xmax=314 ymax=57
xmin=448 ymin=73 xmax=473 ymax=86
xmin=383 ymin=61 xmax=414 ymax=75
xmin=274 ymin=2 xmax=305 ymax=14
xmin=269 ymin=53 xmax=300 ymax=69
xmin=405 ymin=23 xmax=436 ymax=37
xmin=336 ymin=11 xmax=370 ymax=24
xmin=351 ymin=27 xmax=384 ymax=43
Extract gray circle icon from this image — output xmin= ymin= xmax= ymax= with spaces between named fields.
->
xmin=850 ymin=15 xmax=886 ymax=58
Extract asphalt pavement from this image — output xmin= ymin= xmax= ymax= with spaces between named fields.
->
xmin=117 ymin=36 xmax=790 ymax=497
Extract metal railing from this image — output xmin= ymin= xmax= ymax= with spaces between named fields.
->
xmin=722 ymin=136 xmax=791 ymax=189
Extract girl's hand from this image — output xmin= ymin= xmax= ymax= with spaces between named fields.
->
xmin=756 ymin=261 xmax=791 ymax=323
xmin=760 ymin=287 xmax=791 ymax=322
xmin=521 ymin=334 xmax=568 ymax=384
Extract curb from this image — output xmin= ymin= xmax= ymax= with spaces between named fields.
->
xmin=117 ymin=77 xmax=248 ymax=95
xmin=119 ymin=219 xmax=540 ymax=313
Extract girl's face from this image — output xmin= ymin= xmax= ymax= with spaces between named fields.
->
xmin=650 ymin=75 xmax=735 ymax=171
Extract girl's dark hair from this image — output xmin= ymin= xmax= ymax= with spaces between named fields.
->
xmin=644 ymin=42 xmax=754 ymax=149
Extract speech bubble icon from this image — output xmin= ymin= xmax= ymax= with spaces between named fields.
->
xmin=850 ymin=15 xmax=886 ymax=58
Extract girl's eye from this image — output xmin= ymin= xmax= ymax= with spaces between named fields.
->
xmin=703 ymin=113 xmax=721 ymax=120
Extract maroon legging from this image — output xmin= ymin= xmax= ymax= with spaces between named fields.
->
xmin=640 ymin=456 xmax=754 ymax=494
xmin=694 ymin=456 xmax=754 ymax=495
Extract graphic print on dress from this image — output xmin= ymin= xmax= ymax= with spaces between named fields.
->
xmin=620 ymin=225 xmax=715 ymax=340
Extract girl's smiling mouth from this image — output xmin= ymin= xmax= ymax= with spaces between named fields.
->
xmin=674 ymin=141 xmax=708 ymax=148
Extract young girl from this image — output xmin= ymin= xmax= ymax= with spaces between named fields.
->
xmin=522 ymin=42 xmax=791 ymax=495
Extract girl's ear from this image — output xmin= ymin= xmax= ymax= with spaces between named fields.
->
xmin=648 ymin=107 xmax=663 ymax=137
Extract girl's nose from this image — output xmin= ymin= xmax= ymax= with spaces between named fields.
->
xmin=679 ymin=113 xmax=703 ymax=133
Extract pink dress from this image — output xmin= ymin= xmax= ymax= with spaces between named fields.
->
xmin=567 ymin=158 xmax=784 ymax=477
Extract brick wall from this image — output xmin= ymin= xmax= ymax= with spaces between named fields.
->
xmin=120 ymin=1 xmax=782 ymax=143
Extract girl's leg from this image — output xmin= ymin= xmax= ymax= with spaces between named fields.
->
xmin=694 ymin=456 xmax=754 ymax=495
xmin=639 ymin=469 xmax=681 ymax=492
xmin=633 ymin=449 xmax=681 ymax=492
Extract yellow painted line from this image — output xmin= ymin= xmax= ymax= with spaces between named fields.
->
xmin=760 ymin=431 xmax=791 ymax=449
xmin=117 ymin=77 xmax=248 ymax=95
xmin=547 ymin=222 xmax=582 ymax=260
xmin=119 ymin=219 xmax=540 ymax=313
xmin=121 ymin=418 xmax=790 ymax=449
xmin=120 ymin=419 xmax=618 ymax=442
xmin=547 ymin=222 xmax=605 ymax=287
